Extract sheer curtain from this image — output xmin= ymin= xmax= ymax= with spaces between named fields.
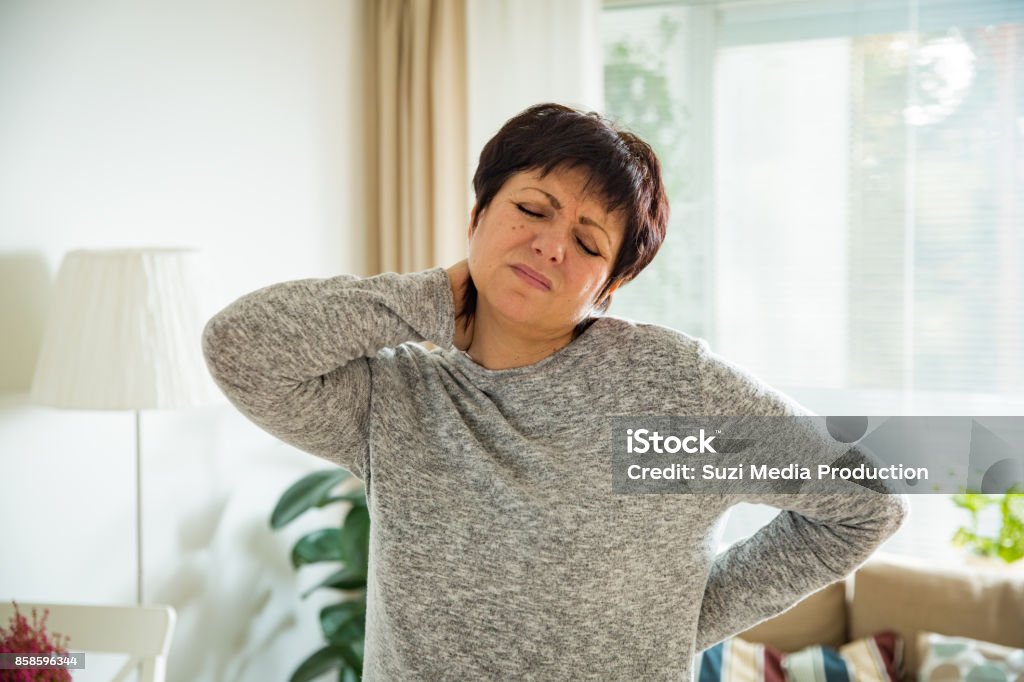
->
xmin=602 ymin=0 xmax=1024 ymax=561
xmin=367 ymin=0 xmax=607 ymax=274
xmin=366 ymin=0 xmax=468 ymax=274
xmin=466 ymin=0 xmax=605 ymax=181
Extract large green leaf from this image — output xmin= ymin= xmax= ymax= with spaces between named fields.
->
xmin=321 ymin=602 xmax=367 ymax=645
xmin=339 ymin=505 xmax=371 ymax=573
xmin=302 ymin=566 xmax=367 ymax=599
xmin=336 ymin=642 xmax=363 ymax=679
xmin=325 ymin=494 xmax=368 ymax=508
xmin=292 ymin=528 xmax=345 ymax=568
xmin=271 ymin=469 xmax=354 ymax=530
xmin=274 ymin=469 xmax=372 ymax=682
xmin=288 ymin=644 xmax=345 ymax=682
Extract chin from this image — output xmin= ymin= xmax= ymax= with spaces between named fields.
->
xmin=481 ymin=288 xmax=548 ymax=326
xmin=495 ymin=300 xmax=543 ymax=326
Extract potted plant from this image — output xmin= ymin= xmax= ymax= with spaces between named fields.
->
xmin=270 ymin=469 xmax=370 ymax=682
xmin=0 ymin=601 xmax=72 ymax=682
xmin=951 ymin=491 xmax=1024 ymax=566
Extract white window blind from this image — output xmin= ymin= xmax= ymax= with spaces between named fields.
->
xmin=602 ymin=0 xmax=1024 ymax=406
xmin=602 ymin=0 xmax=1024 ymax=561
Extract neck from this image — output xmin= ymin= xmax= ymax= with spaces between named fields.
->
xmin=464 ymin=309 xmax=579 ymax=371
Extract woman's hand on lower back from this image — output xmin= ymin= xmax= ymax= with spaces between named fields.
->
xmin=446 ymin=259 xmax=474 ymax=351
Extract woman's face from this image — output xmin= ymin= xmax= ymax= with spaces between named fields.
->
xmin=467 ymin=165 xmax=626 ymax=334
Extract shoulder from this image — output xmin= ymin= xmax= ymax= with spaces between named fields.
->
xmin=597 ymin=316 xmax=811 ymax=416
xmin=588 ymin=315 xmax=707 ymax=378
xmin=593 ymin=315 xmax=706 ymax=354
xmin=695 ymin=340 xmax=814 ymax=417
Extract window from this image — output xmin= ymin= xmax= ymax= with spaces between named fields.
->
xmin=602 ymin=0 xmax=1024 ymax=560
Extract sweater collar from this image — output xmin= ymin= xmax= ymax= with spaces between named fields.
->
xmin=443 ymin=316 xmax=610 ymax=383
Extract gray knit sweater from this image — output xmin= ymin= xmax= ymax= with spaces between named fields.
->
xmin=201 ymin=266 xmax=908 ymax=681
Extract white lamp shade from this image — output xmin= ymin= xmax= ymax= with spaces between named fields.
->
xmin=31 ymin=248 xmax=221 ymax=410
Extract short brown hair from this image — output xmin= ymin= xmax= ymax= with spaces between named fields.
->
xmin=459 ymin=103 xmax=669 ymax=336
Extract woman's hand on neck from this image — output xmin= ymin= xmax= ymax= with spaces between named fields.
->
xmin=464 ymin=306 xmax=578 ymax=371
xmin=446 ymin=260 xmax=475 ymax=351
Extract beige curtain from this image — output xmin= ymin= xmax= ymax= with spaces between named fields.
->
xmin=367 ymin=0 xmax=469 ymax=275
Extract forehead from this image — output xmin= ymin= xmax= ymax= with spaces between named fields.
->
xmin=509 ymin=166 xmax=603 ymax=201
xmin=507 ymin=167 xmax=625 ymax=231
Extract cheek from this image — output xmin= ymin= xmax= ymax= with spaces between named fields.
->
xmin=472 ymin=223 xmax=526 ymax=258
xmin=582 ymin=263 xmax=609 ymax=286
xmin=560 ymin=269 xmax=602 ymax=306
xmin=501 ymin=223 xmax=527 ymax=243
xmin=466 ymin=231 xmax=502 ymax=277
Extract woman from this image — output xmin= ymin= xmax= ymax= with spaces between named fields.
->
xmin=202 ymin=103 xmax=908 ymax=680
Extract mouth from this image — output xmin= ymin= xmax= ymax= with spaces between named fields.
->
xmin=510 ymin=264 xmax=552 ymax=291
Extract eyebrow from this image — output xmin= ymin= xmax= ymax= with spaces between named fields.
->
xmin=522 ymin=186 xmax=611 ymax=246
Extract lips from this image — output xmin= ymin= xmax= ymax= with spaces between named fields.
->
xmin=510 ymin=263 xmax=552 ymax=291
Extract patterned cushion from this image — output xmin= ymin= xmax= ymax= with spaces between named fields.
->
xmin=917 ymin=631 xmax=1024 ymax=681
xmin=699 ymin=631 xmax=903 ymax=682
xmin=699 ymin=636 xmax=785 ymax=681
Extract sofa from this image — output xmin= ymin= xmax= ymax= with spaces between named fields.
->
xmin=727 ymin=552 xmax=1024 ymax=681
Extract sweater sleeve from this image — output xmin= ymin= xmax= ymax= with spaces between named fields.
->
xmin=200 ymin=266 xmax=455 ymax=480
xmin=692 ymin=340 xmax=909 ymax=652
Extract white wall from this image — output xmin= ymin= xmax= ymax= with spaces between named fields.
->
xmin=0 ymin=1 xmax=370 ymax=681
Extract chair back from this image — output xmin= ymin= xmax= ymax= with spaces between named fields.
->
xmin=0 ymin=601 xmax=176 ymax=682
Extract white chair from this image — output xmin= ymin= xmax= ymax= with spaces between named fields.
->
xmin=0 ymin=602 xmax=176 ymax=682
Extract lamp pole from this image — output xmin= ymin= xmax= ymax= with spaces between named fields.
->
xmin=136 ymin=409 xmax=143 ymax=607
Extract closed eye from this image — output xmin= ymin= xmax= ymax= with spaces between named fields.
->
xmin=516 ymin=204 xmax=543 ymax=218
xmin=577 ymin=239 xmax=599 ymax=256
xmin=516 ymin=203 xmax=601 ymax=257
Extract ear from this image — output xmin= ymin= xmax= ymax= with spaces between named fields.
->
xmin=598 ymin=279 xmax=622 ymax=307
xmin=468 ymin=204 xmax=480 ymax=240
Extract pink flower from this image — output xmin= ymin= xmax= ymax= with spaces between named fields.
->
xmin=0 ymin=601 xmax=72 ymax=682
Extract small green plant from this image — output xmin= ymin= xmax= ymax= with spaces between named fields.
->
xmin=270 ymin=469 xmax=370 ymax=682
xmin=951 ymin=491 xmax=1024 ymax=563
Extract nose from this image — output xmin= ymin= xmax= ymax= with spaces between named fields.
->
xmin=530 ymin=222 xmax=570 ymax=263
